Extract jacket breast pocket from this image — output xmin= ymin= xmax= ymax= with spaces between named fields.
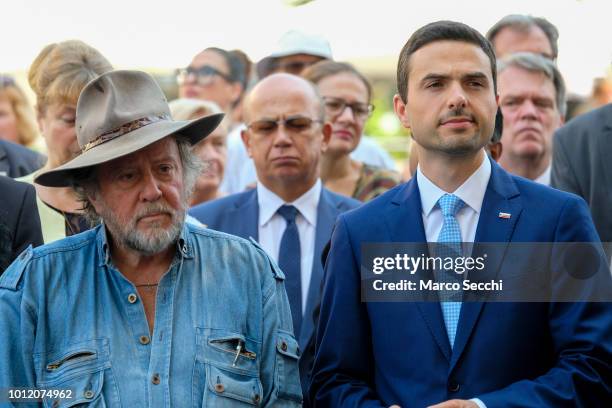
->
xmin=275 ymin=330 xmax=303 ymax=404
xmin=194 ymin=328 xmax=263 ymax=407
xmin=33 ymin=338 xmax=117 ymax=407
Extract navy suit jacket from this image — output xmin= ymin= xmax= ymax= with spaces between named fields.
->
xmin=0 ymin=140 xmax=44 ymax=178
xmin=310 ymin=160 xmax=612 ymax=407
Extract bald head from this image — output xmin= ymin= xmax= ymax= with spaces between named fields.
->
xmin=243 ymin=73 xmax=324 ymax=123
xmin=240 ymin=73 xmax=331 ymax=202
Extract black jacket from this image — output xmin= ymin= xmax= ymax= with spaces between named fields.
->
xmin=0 ymin=176 xmax=43 ymax=273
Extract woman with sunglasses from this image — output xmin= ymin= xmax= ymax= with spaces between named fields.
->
xmin=19 ymin=40 xmax=112 ymax=243
xmin=177 ymin=47 xmax=245 ymax=124
xmin=303 ymin=61 xmax=400 ymax=201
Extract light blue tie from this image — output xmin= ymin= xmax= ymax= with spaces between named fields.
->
xmin=436 ymin=193 xmax=465 ymax=347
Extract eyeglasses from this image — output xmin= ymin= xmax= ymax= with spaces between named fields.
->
xmin=247 ymin=115 xmax=322 ymax=135
xmin=272 ymin=60 xmax=319 ymax=75
xmin=323 ymin=97 xmax=374 ymax=120
xmin=176 ymin=65 xmax=233 ymax=86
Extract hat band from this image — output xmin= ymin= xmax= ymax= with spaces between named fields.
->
xmin=82 ymin=114 xmax=170 ymax=153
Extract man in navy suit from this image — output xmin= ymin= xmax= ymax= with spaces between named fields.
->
xmin=190 ymin=73 xmax=361 ymax=399
xmin=310 ymin=21 xmax=612 ymax=407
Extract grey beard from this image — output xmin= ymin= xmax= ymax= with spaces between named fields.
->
xmin=122 ymin=212 xmax=184 ymax=255
xmin=100 ymin=202 xmax=186 ymax=256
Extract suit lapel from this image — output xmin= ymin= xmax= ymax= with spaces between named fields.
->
xmin=450 ymin=160 xmax=522 ymax=369
xmin=228 ymin=190 xmax=259 ymax=241
xmin=300 ymin=189 xmax=337 ymax=348
xmin=386 ymin=179 xmax=453 ymax=362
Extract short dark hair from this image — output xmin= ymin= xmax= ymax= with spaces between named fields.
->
xmin=491 ymin=108 xmax=503 ymax=144
xmin=486 ymin=14 xmax=559 ymax=60
xmin=301 ymin=60 xmax=372 ymax=101
xmin=396 ymin=21 xmax=497 ymax=103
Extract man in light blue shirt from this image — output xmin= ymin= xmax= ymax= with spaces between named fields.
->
xmin=0 ymin=70 xmax=301 ymax=407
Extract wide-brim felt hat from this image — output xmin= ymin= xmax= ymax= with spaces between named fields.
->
xmin=35 ymin=69 xmax=224 ymax=187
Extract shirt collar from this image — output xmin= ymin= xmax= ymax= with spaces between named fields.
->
xmin=534 ymin=163 xmax=552 ymax=185
xmin=257 ymin=179 xmax=322 ymax=227
xmin=417 ymin=154 xmax=491 ymax=216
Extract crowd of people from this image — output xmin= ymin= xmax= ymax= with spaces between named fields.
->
xmin=0 ymin=13 xmax=611 ymax=408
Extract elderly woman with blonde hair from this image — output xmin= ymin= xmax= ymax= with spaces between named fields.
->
xmin=169 ymin=98 xmax=229 ymax=206
xmin=19 ymin=40 xmax=112 ymax=243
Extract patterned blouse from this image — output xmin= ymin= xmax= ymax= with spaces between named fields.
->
xmin=352 ymin=164 xmax=401 ymax=202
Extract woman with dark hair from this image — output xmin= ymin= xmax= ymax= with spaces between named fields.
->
xmin=302 ymin=61 xmax=400 ymax=201
xmin=177 ymin=47 xmax=245 ymax=125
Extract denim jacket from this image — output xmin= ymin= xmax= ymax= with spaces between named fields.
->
xmin=0 ymin=223 xmax=302 ymax=407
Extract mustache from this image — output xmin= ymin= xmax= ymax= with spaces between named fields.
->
xmin=438 ymin=108 xmax=476 ymax=125
xmin=135 ymin=202 xmax=175 ymax=221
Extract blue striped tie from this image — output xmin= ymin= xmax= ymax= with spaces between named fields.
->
xmin=436 ymin=194 xmax=464 ymax=347
xmin=277 ymin=205 xmax=302 ymax=337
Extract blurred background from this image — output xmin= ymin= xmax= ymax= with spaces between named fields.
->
xmin=3 ymin=0 xmax=611 ymax=162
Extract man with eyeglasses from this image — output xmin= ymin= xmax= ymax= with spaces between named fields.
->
xmin=256 ymin=30 xmax=333 ymax=79
xmin=177 ymin=47 xmax=245 ymax=116
xmin=222 ymin=34 xmax=396 ymax=195
xmin=190 ymin=73 xmax=361 ymax=404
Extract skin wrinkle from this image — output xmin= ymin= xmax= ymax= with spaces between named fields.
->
xmin=497 ymin=66 xmax=562 ymax=180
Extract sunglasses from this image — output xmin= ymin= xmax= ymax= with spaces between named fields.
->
xmin=247 ymin=115 xmax=322 ymax=135
xmin=323 ymin=97 xmax=374 ymax=120
xmin=272 ymin=60 xmax=319 ymax=75
xmin=177 ymin=65 xmax=233 ymax=86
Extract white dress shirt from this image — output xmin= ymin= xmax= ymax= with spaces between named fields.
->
xmin=256 ymin=179 xmax=321 ymax=313
xmin=417 ymin=155 xmax=491 ymax=243
xmin=416 ymin=155 xmax=491 ymax=408
xmin=534 ymin=163 xmax=552 ymax=186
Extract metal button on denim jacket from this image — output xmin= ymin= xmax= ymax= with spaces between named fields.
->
xmin=0 ymin=223 xmax=303 ymax=407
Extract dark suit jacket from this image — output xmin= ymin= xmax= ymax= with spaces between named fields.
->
xmin=0 ymin=140 xmax=45 ymax=178
xmin=190 ymin=187 xmax=360 ymax=399
xmin=0 ymin=176 xmax=43 ymax=273
xmin=310 ymin=160 xmax=612 ymax=407
xmin=551 ymin=103 xmax=612 ymax=246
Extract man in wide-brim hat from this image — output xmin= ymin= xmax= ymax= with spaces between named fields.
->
xmin=0 ymin=70 xmax=302 ymax=406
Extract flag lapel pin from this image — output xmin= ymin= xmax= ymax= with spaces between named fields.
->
xmin=498 ymin=212 xmax=511 ymax=219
